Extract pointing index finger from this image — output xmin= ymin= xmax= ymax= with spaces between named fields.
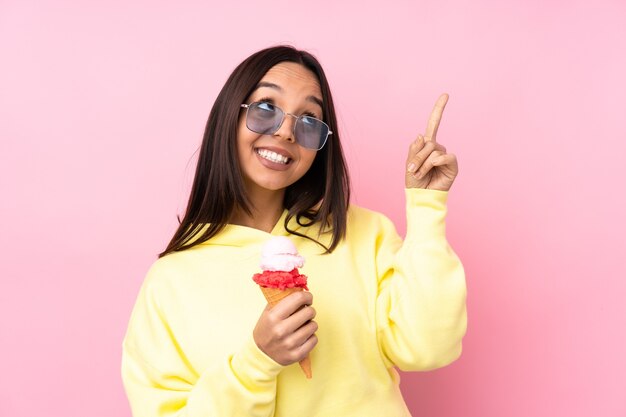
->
xmin=424 ymin=93 xmax=449 ymax=142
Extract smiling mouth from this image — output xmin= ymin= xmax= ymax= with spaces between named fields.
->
xmin=255 ymin=148 xmax=292 ymax=165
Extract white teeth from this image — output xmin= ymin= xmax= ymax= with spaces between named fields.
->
xmin=257 ymin=149 xmax=290 ymax=164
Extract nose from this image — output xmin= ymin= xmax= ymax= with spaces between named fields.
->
xmin=273 ymin=112 xmax=298 ymax=144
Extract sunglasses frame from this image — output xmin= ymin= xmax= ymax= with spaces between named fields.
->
xmin=240 ymin=101 xmax=332 ymax=151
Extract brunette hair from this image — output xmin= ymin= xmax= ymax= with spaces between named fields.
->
xmin=159 ymin=45 xmax=350 ymax=257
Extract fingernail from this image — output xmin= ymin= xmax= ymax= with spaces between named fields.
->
xmin=407 ymin=163 xmax=416 ymax=172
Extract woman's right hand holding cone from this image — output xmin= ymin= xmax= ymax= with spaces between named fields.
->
xmin=253 ymin=291 xmax=318 ymax=366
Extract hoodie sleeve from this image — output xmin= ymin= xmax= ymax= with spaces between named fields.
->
xmin=375 ymin=187 xmax=468 ymax=371
xmin=121 ymin=269 xmax=284 ymax=417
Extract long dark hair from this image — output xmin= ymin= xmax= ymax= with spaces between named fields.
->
xmin=159 ymin=45 xmax=350 ymax=258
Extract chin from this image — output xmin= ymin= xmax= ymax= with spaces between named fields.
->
xmin=257 ymin=179 xmax=293 ymax=191
xmin=243 ymin=175 xmax=292 ymax=193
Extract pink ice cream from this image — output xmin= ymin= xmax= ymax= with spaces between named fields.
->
xmin=253 ymin=236 xmax=308 ymax=290
xmin=259 ymin=236 xmax=305 ymax=271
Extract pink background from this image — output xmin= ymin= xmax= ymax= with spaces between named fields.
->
xmin=1 ymin=1 xmax=625 ymax=416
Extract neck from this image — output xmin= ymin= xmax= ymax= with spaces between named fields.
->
xmin=229 ymin=187 xmax=285 ymax=233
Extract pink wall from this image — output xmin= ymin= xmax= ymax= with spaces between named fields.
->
xmin=1 ymin=1 xmax=625 ymax=416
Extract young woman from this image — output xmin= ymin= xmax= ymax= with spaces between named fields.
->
xmin=122 ymin=45 xmax=467 ymax=416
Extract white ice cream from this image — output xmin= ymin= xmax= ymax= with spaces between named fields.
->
xmin=259 ymin=236 xmax=305 ymax=271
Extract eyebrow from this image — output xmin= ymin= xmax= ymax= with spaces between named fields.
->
xmin=254 ymin=81 xmax=324 ymax=109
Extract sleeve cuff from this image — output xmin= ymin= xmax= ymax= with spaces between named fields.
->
xmin=230 ymin=336 xmax=285 ymax=382
xmin=404 ymin=188 xmax=449 ymax=243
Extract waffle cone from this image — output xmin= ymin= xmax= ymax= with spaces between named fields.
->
xmin=259 ymin=286 xmax=313 ymax=379
xmin=260 ymin=286 xmax=304 ymax=307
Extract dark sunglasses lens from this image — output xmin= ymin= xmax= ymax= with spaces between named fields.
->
xmin=296 ymin=116 xmax=328 ymax=150
xmin=247 ymin=102 xmax=281 ymax=134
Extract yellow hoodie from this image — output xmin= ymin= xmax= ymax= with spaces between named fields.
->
xmin=122 ymin=188 xmax=467 ymax=416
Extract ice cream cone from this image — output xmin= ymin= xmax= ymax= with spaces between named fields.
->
xmin=260 ymin=286 xmax=303 ymax=306
xmin=254 ymin=237 xmax=313 ymax=379
xmin=260 ymin=286 xmax=313 ymax=379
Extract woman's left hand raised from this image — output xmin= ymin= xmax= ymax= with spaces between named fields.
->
xmin=405 ymin=93 xmax=458 ymax=191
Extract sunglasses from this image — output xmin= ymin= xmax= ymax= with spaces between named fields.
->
xmin=240 ymin=101 xmax=332 ymax=150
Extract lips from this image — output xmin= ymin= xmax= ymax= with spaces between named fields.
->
xmin=254 ymin=145 xmax=295 ymax=166
xmin=256 ymin=148 xmax=290 ymax=164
